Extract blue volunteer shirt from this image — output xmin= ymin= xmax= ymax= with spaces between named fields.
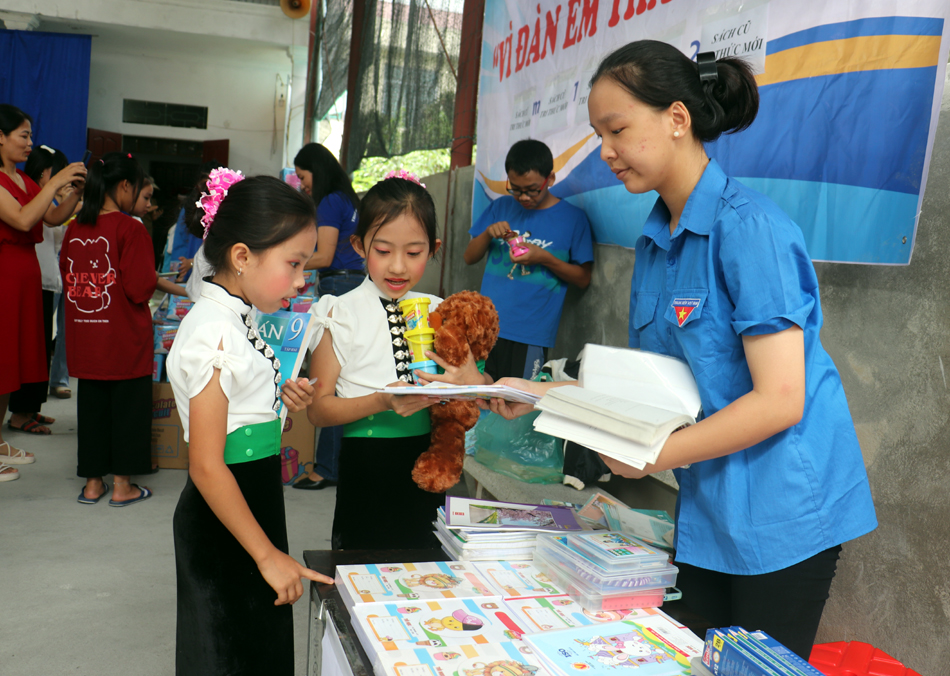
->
xmin=470 ymin=196 xmax=593 ymax=348
xmin=630 ymin=160 xmax=876 ymax=575
xmin=317 ymin=191 xmax=362 ymax=272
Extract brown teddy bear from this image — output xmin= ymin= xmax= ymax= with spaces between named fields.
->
xmin=411 ymin=291 xmax=499 ymax=493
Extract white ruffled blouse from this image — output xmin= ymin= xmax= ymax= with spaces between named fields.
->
xmin=307 ymin=275 xmax=441 ymax=400
xmin=167 ymin=280 xmax=283 ymax=442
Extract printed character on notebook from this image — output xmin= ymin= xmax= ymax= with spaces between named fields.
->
xmin=337 ymin=562 xmax=496 ymax=604
xmin=354 ymin=599 xmax=524 ymax=650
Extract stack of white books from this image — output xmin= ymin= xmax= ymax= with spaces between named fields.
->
xmin=434 ymin=497 xmax=583 ymax=562
xmin=534 ymin=345 xmax=702 ymax=470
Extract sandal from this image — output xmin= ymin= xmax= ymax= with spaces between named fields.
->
xmin=0 ymin=463 xmax=19 ymax=482
xmin=0 ymin=442 xmax=34 ymax=465
xmin=7 ymin=418 xmax=51 ymax=435
xmin=32 ymin=413 xmax=55 ymax=425
xmin=51 ymin=386 xmax=72 ymax=399
xmin=109 ymin=484 xmax=152 ymax=507
xmin=78 ymin=481 xmax=110 ymax=504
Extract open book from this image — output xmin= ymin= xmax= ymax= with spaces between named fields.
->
xmin=533 ymin=345 xmax=701 ymax=469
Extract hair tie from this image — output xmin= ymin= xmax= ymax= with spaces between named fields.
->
xmin=696 ymin=52 xmax=719 ymax=83
xmin=98 ymin=159 xmax=105 ymax=165
xmin=127 ymin=153 xmax=133 ymax=159
xmin=383 ymin=169 xmax=426 ymax=189
xmin=197 ymin=167 xmax=245 ymax=240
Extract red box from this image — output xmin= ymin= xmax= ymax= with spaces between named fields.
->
xmin=809 ymin=641 xmax=922 ymax=676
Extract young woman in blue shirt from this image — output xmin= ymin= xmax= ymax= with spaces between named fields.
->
xmin=293 ymin=143 xmax=363 ymax=490
xmin=487 ymin=41 xmax=877 ymax=658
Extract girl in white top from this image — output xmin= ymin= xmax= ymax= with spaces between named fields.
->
xmin=166 ymin=172 xmax=332 ymax=676
xmin=307 ymin=175 xmax=489 ymax=549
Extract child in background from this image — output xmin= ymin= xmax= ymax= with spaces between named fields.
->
xmin=307 ymin=176 xmax=489 ymax=549
xmin=166 ymin=172 xmax=332 ymax=676
xmin=464 ymin=139 xmax=594 ymax=380
xmin=60 ymin=152 xmax=156 ymax=506
xmin=132 ymin=175 xmax=189 ymax=297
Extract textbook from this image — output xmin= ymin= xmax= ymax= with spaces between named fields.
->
xmin=333 ymin=561 xmax=497 ymax=610
xmin=445 ymin=497 xmax=583 ymax=533
xmin=435 ymin=525 xmax=538 ymax=562
xmin=373 ymin=640 xmax=553 ymax=676
xmin=534 ymin=345 xmax=701 ymax=469
xmin=503 ymin=595 xmax=659 ymax=633
xmin=350 ymin=597 xmax=525 ymax=654
xmin=378 ymin=383 xmax=542 ymax=404
xmin=256 ymin=309 xmax=317 ymax=425
xmin=602 ymin=504 xmax=676 ymax=552
xmin=474 ymin=561 xmax=567 ymax=599
xmin=523 ymin=616 xmax=703 ymax=676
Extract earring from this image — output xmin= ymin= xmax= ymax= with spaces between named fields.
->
xmin=237 ymin=268 xmax=243 ymax=276
xmin=673 ymin=131 xmax=680 ymax=138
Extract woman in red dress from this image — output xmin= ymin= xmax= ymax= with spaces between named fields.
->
xmin=0 ymin=104 xmax=86 ymax=481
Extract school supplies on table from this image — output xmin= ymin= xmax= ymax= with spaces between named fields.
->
xmin=164 ymin=294 xmax=194 ymax=322
xmin=602 ymin=504 xmax=675 ymax=552
xmin=503 ymin=595 xmax=661 ymax=633
xmin=379 ymin=382 xmax=543 ymax=403
xmin=702 ymin=627 xmax=827 ymax=676
xmin=374 ymin=640 xmax=553 ymax=676
xmin=474 ymin=561 xmax=568 ymax=599
xmin=445 ymin=497 xmax=583 ymax=533
xmin=350 ymin=597 xmax=525 ymax=654
xmin=523 ymin=616 xmax=704 ymax=676
xmin=533 ymin=345 xmax=701 ymax=469
xmin=533 ymin=533 xmax=678 ymax=612
xmin=435 ymin=506 xmax=546 ymax=562
xmin=334 ymin=561 xmax=497 ymax=611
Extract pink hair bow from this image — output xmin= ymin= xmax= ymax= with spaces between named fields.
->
xmin=383 ymin=169 xmax=426 ymax=189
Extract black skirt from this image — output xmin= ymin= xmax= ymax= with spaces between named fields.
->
xmin=173 ymin=454 xmax=293 ymax=676
xmin=332 ymin=433 xmax=445 ymax=550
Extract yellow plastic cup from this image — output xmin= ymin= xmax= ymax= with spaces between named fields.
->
xmin=404 ymin=327 xmax=435 ymax=363
xmin=398 ymin=297 xmax=431 ymax=331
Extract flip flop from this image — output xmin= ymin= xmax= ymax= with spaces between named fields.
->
xmin=51 ymin=387 xmax=72 ymax=399
xmin=31 ymin=413 xmax=55 ymax=425
xmin=0 ymin=442 xmax=34 ymax=465
xmin=0 ymin=463 xmax=19 ymax=482
xmin=7 ymin=419 xmax=51 ymax=435
xmin=109 ymin=484 xmax=152 ymax=507
xmin=77 ymin=482 xmax=110 ymax=504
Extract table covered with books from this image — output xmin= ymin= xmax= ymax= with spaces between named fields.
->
xmin=302 ymin=548 xmax=714 ymax=676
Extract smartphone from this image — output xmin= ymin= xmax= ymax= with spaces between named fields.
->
xmin=82 ymin=149 xmax=93 ymax=166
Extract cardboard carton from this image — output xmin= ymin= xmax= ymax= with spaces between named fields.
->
xmin=151 ymin=382 xmax=316 ymax=476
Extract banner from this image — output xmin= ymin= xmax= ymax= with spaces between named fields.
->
xmin=474 ymin=0 xmax=950 ymax=264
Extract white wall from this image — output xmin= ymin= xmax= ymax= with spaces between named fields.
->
xmin=26 ymin=0 xmax=311 ymax=177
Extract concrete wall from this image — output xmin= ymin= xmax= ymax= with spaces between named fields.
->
xmin=433 ymin=84 xmax=950 ymax=669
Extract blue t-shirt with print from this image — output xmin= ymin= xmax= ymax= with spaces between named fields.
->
xmin=470 ymin=196 xmax=593 ymax=348
xmin=317 ymin=191 xmax=362 ymax=272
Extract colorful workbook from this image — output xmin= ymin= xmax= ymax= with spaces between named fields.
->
xmin=503 ymin=596 xmax=659 ymax=633
xmin=445 ymin=497 xmax=582 ymax=532
xmin=351 ymin=598 xmax=525 ymax=654
xmin=374 ymin=640 xmax=553 ymax=676
xmin=474 ymin=562 xmax=566 ymax=599
xmin=522 ymin=616 xmax=703 ymax=676
xmin=256 ymin=309 xmax=316 ymax=425
xmin=334 ymin=561 xmax=497 ymax=610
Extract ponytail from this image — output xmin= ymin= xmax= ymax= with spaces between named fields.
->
xmin=77 ymin=152 xmax=144 ymax=224
xmin=591 ymin=40 xmax=759 ymax=143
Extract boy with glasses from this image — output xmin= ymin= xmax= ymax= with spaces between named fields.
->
xmin=464 ymin=139 xmax=594 ymax=380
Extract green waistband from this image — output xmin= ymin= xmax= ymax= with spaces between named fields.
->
xmin=222 ymin=419 xmax=282 ymax=465
xmin=343 ymin=409 xmax=430 ymax=439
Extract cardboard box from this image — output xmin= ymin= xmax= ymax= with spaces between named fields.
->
xmin=151 ymin=382 xmax=316 ymax=477
xmin=152 ymin=382 xmax=187 ymax=469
